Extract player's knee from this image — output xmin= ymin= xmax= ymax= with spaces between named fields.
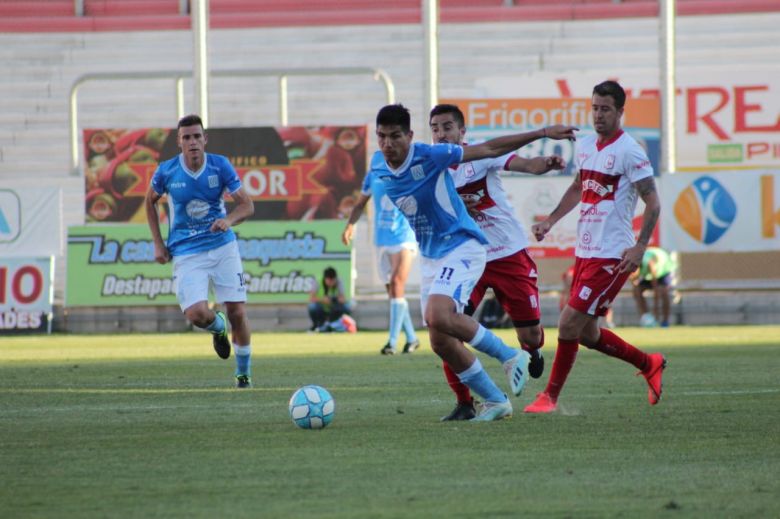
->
xmin=424 ymin=308 xmax=451 ymax=333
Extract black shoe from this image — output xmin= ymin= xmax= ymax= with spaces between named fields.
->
xmin=212 ymin=311 xmax=231 ymax=360
xmin=380 ymin=343 xmax=396 ymax=355
xmin=402 ymin=339 xmax=420 ymax=354
xmin=528 ymin=348 xmax=544 ymax=379
xmin=441 ymin=399 xmax=476 ymax=421
xmin=235 ymin=375 xmax=252 ymax=389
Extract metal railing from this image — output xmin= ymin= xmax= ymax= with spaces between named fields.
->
xmin=69 ymin=67 xmax=395 ymax=174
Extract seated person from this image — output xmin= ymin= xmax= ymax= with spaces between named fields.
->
xmin=632 ymin=247 xmax=676 ymax=328
xmin=308 ymin=267 xmax=354 ymax=332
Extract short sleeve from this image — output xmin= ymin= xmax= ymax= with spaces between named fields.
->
xmin=220 ymin=156 xmax=242 ymax=193
xmin=625 ymin=141 xmax=654 ymax=183
xmin=430 ymin=143 xmax=464 ymax=170
xmin=150 ymin=166 xmax=166 ymax=195
xmin=361 ymin=169 xmax=374 ymax=196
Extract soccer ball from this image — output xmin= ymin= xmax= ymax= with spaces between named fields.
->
xmin=289 ymin=385 xmax=335 ymax=429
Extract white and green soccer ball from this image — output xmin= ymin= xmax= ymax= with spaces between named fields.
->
xmin=289 ymin=385 xmax=335 ymax=430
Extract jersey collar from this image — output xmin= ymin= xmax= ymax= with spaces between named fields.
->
xmin=386 ymin=143 xmax=416 ymax=176
xmin=178 ymin=153 xmax=208 ymax=178
xmin=596 ymin=129 xmax=624 ymax=151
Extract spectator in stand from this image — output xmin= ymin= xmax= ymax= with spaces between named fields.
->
xmin=308 ymin=266 xmax=355 ymax=333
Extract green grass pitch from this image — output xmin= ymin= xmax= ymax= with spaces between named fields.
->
xmin=1 ymin=326 xmax=779 ymax=518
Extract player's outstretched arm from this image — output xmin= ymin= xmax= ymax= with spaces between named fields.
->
xmin=531 ymin=172 xmax=581 ymax=242
xmin=144 ymin=185 xmax=170 ymax=264
xmin=507 ymin=155 xmax=566 ymax=175
xmin=342 ymin=193 xmax=371 ymax=245
xmin=461 ymin=125 xmax=577 ymax=163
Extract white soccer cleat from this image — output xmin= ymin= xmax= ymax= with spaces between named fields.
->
xmin=503 ymin=350 xmax=531 ymax=397
xmin=470 ymin=399 xmax=513 ymax=422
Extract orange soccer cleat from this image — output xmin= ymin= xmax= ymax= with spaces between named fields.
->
xmin=523 ymin=392 xmax=557 ymax=414
xmin=639 ymin=353 xmax=667 ymax=405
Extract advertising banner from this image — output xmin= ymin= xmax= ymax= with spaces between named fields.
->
xmin=470 ymin=69 xmax=780 ymax=171
xmin=662 ymin=170 xmax=780 ymax=253
xmin=502 ymin=176 xmax=660 ymax=258
xmin=83 ymin=126 xmax=367 ymax=223
xmin=0 ymin=187 xmax=62 ymax=257
xmin=66 ymin=221 xmax=351 ymax=307
xmin=0 ymin=257 xmax=54 ymax=334
xmin=440 ymin=97 xmax=661 ymax=177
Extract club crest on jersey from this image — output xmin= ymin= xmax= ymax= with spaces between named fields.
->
xmin=411 ymin=165 xmax=425 ymax=180
xmin=605 ymin=154 xmax=616 ymax=170
xmin=208 ymin=175 xmax=219 ymax=188
xmin=463 ymin=162 xmax=476 ymax=179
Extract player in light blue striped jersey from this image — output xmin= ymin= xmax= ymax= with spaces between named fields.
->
xmin=343 ymin=160 xmax=420 ymax=355
xmin=372 ymin=104 xmax=576 ymax=421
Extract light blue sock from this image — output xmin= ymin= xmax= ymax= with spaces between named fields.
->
xmin=400 ymin=300 xmax=418 ymax=343
xmin=457 ymin=358 xmax=507 ymax=403
xmin=233 ymin=344 xmax=251 ymax=376
xmin=205 ymin=312 xmax=226 ymax=334
xmin=388 ymin=298 xmax=406 ymax=347
xmin=469 ymin=324 xmax=517 ymax=364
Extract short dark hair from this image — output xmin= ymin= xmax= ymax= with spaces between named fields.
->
xmin=323 ymin=267 xmax=337 ymax=280
xmin=177 ymin=114 xmax=204 ymax=130
xmin=376 ymin=104 xmax=411 ymax=133
xmin=592 ymin=81 xmax=626 ymax=110
xmin=429 ymin=104 xmax=465 ymax=127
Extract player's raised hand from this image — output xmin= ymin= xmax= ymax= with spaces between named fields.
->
xmin=544 ymin=125 xmax=578 ymax=141
xmin=531 ymin=220 xmax=553 ymax=242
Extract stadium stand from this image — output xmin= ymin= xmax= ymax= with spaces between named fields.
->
xmin=1 ymin=2 xmax=779 ymax=330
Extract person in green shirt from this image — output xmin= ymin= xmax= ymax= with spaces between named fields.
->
xmin=632 ymin=247 xmax=676 ymax=327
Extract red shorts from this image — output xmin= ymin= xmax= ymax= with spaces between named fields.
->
xmin=568 ymin=257 xmax=631 ymax=317
xmin=470 ymin=249 xmax=540 ymax=326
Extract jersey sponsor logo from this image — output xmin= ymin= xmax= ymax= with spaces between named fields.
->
xmin=578 ymin=286 xmax=592 ymax=300
xmin=456 ymin=176 xmax=495 ymax=210
xmin=674 ymin=175 xmax=736 ymax=244
xmin=411 ymin=164 xmax=425 ymax=180
xmin=208 ymin=175 xmax=219 ymax=188
xmin=634 ymin=160 xmax=651 ymax=170
xmin=580 ymin=169 xmax=619 ymax=204
xmin=170 ymin=181 xmax=187 ymax=189
xmin=396 ymin=195 xmax=418 ymax=216
xmin=185 ymin=199 xmax=210 ymax=220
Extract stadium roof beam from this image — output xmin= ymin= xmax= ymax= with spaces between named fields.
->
xmin=660 ymin=0 xmax=677 ymax=174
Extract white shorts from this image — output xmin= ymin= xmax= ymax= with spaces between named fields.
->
xmin=172 ymin=240 xmax=247 ymax=311
xmin=377 ymin=242 xmax=418 ymax=284
xmin=420 ymin=239 xmax=486 ymax=319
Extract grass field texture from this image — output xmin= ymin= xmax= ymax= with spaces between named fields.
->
xmin=1 ymin=326 xmax=779 ymax=518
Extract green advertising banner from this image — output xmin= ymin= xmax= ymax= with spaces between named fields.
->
xmin=66 ymin=221 xmax=351 ymax=307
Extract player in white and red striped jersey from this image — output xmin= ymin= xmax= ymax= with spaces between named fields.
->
xmin=429 ymin=104 xmax=567 ymax=421
xmin=525 ymin=81 xmax=667 ymax=414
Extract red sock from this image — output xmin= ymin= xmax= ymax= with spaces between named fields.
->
xmin=443 ymin=362 xmax=472 ymax=404
xmin=545 ymin=338 xmax=579 ymax=400
xmin=592 ymin=328 xmax=648 ymax=370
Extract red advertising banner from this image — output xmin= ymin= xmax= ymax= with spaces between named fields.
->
xmin=84 ymin=126 xmax=368 ymax=223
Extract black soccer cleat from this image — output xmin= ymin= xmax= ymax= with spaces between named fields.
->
xmin=528 ymin=348 xmax=544 ymax=379
xmin=402 ymin=340 xmax=420 ymax=354
xmin=380 ymin=343 xmax=396 ymax=355
xmin=235 ymin=375 xmax=252 ymax=389
xmin=441 ymin=399 xmax=477 ymax=421
xmin=212 ymin=311 xmax=231 ymax=360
